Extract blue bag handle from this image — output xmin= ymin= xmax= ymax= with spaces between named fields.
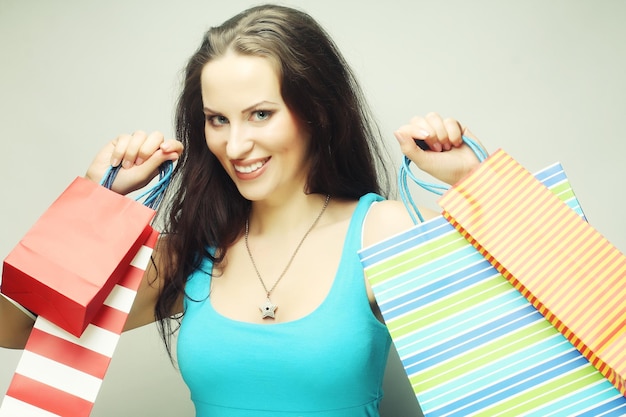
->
xmin=399 ymin=136 xmax=488 ymax=224
xmin=99 ymin=160 xmax=173 ymax=210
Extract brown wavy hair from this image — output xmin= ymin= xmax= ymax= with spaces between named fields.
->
xmin=154 ymin=4 xmax=392 ymax=358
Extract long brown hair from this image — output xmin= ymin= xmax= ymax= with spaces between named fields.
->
xmin=154 ymin=4 xmax=392 ymax=358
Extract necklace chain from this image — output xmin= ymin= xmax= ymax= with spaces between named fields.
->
xmin=244 ymin=194 xmax=331 ymax=310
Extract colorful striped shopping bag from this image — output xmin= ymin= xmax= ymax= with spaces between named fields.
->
xmin=360 ymin=162 xmax=626 ymax=416
xmin=439 ymin=149 xmax=626 ymax=398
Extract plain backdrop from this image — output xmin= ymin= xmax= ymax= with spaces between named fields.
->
xmin=1 ymin=1 xmax=624 ymax=416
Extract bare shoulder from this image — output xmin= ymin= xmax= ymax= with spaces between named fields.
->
xmin=362 ymin=199 xmax=439 ymax=248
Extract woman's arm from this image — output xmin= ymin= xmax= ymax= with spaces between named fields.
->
xmin=0 ymin=293 xmax=36 ymax=349
xmin=122 ymin=239 xmax=184 ymax=331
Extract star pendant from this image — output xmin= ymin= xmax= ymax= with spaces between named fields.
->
xmin=259 ymin=298 xmax=277 ymax=319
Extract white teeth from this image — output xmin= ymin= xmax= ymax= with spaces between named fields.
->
xmin=234 ymin=160 xmax=265 ymax=173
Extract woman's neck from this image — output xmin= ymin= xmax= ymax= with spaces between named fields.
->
xmin=247 ymin=192 xmax=329 ymax=239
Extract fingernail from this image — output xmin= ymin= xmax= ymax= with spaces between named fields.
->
xmin=420 ymin=129 xmax=431 ymax=138
xmin=111 ymin=158 xmax=121 ymax=167
xmin=135 ymin=157 xmax=144 ymax=166
xmin=443 ymin=143 xmax=451 ymax=151
xmin=122 ymin=160 xmax=132 ymax=169
xmin=432 ymin=142 xmax=442 ymax=152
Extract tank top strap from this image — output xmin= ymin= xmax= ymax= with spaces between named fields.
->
xmin=347 ymin=192 xmax=385 ymax=252
xmin=326 ymin=193 xmax=385 ymax=301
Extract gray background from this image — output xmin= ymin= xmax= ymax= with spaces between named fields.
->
xmin=1 ymin=1 xmax=624 ymax=416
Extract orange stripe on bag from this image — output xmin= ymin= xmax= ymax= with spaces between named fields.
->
xmin=439 ymin=149 xmax=626 ymax=396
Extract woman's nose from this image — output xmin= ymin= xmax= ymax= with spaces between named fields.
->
xmin=225 ymin=125 xmax=254 ymax=159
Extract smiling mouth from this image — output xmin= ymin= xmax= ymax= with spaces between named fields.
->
xmin=233 ymin=159 xmax=268 ymax=174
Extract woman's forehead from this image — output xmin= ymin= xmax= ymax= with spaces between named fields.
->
xmin=201 ymin=53 xmax=283 ymax=111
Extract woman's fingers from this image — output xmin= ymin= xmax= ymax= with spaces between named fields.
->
xmin=137 ymin=131 xmax=168 ymax=166
xmin=110 ymin=133 xmax=132 ymax=167
xmin=110 ymin=131 xmax=163 ymax=168
xmin=87 ymin=131 xmax=183 ymax=195
xmin=393 ymin=123 xmax=430 ymax=165
xmin=160 ymin=138 xmax=184 ymax=156
xmin=424 ymin=112 xmax=451 ymax=151
xmin=395 ymin=113 xmax=485 ymax=185
xmin=442 ymin=117 xmax=463 ymax=147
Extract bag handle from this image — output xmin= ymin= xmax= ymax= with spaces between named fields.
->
xmin=399 ymin=136 xmax=487 ymax=223
xmin=99 ymin=160 xmax=174 ymax=209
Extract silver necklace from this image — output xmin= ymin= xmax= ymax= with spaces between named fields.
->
xmin=244 ymin=194 xmax=331 ymax=319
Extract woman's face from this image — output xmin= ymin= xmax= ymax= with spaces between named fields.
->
xmin=201 ymin=51 xmax=311 ymax=203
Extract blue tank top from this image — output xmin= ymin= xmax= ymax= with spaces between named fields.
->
xmin=177 ymin=193 xmax=391 ymax=416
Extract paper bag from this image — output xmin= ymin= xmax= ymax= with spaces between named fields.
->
xmin=0 ymin=229 xmax=159 ymax=417
xmin=2 ymin=176 xmax=156 ymax=336
xmin=360 ymin=163 xmax=626 ymax=415
xmin=439 ymin=149 xmax=626 ymax=397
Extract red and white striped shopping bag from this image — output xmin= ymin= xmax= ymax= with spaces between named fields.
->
xmin=0 ymin=229 xmax=158 ymax=417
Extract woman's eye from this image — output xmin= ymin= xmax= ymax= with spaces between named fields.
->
xmin=252 ymin=110 xmax=272 ymax=121
xmin=207 ymin=115 xmax=229 ymax=126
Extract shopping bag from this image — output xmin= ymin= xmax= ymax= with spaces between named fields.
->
xmin=2 ymin=176 xmax=155 ymax=337
xmin=360 ymin=162 xmax=626 ymax=415
xmin=0 ymin=229 xmax=159 ymax=417
xmin=0 ymin=162 xmax=172 ymax=417
xmin=439 ymin=149 xmax=626 ymax=397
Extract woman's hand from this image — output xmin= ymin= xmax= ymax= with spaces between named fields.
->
xmin=85 ymin=131 xmax=183 ymax=195
xmin=394 ymin=112 xmax=485 ymax=186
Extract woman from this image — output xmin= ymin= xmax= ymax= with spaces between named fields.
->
xmin=1 ymin=4 xmax=481 ymax=416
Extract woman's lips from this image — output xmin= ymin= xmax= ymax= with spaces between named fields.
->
xmin=232 ymin=157 xmax=269 ymax=179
